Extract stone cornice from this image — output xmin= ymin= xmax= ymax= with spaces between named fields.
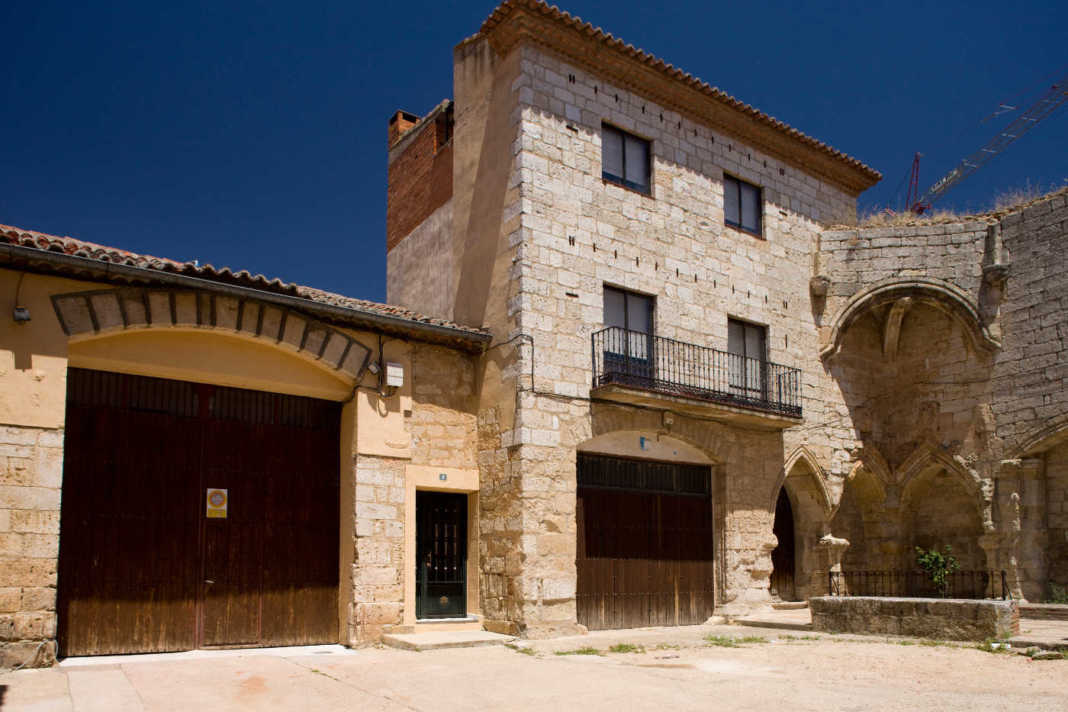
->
xmin=479 ymin=0 xmax=881 ymax=196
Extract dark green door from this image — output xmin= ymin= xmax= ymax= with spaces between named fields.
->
xmin=416 ymin=491 xmax=467 ymax=619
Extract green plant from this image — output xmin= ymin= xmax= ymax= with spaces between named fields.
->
xmin=705 ymin=635 xmax=739 ymax=647
xmin=704 ymin=635 xmax=767 ymax=647
xmin=506 ymin=643 xmax=536 ymax=656
xmin=915 ymin=545 xmax=961 ymax=597
xmin=554 ymin=646 xmax=601 ymax=656
xmin=608 ymin=643 xmax=645 ymax=654
xmin=976 ymin=637 xmax=1012 ymax=654
xmin=1046 ymin=583 xmax=1068 ymax=604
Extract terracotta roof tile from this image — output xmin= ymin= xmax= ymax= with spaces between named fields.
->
xmin=0 ymin=224 xmax=489 ymax=338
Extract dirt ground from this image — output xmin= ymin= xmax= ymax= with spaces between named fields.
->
xmin=1 ymin=624 xmax=1065 ymax=712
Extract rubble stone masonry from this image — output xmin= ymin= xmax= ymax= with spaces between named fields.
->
xmin=820 ymin=188 xmax=1068 ymax=600
xmin=0 ymin=425 xmax=62 ymax=668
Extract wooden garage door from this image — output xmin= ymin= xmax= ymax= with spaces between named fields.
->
xmin=57 ymin=369 xmax=340 ymax=657
xmin=576 ymin=453 xmax=715 ymax=630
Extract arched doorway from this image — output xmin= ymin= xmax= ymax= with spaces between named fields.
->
xmin=770 ymin=488 xmax=796 ymax=600
xmin=574 ymin=432 xmax=716 ymax=630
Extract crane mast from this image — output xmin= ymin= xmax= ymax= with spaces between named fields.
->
xmin=912 ymin=70 xmax=1068 ymax=213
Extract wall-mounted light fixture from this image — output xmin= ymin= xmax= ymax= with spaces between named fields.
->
xmin=13 ymin=273 xmax=30 ymax=324
xmin=385 ymin=362 xmax=404 ymax=388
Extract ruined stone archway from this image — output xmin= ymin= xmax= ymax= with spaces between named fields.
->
xmin=821 ymin=278 xmax=1001 ymax=361
xmin=831 ymin=462 xmax=893 ymax=572
xmin=901 ymin=466 xmax=987 ymax=572
xmin=772 ymin=448 xmax=835 ymax=599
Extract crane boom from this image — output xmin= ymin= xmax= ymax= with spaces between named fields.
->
xmin=915 ymin=71 xmax=1068 ymax=211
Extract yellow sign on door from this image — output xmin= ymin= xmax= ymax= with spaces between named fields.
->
xmin=206 ymin=488 xmax=228 ymax=519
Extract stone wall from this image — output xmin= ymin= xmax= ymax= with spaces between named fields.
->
xmin=1045 ymin=442 xmax=1068 ymax=591
xmin=993 ymin=191 xmax=1068 ymax=455
xmin=383 ymin=13 xmax=1067 ymax=625
xmin=348 ymin=454 xmax=406 ymax=644
xmin=0 ymin=425 xmax=63 ymax=669
xmin=499 ymin=41 xmax=863 ymax=622
xmin=810 ymin=595 xmax=1019 ymax=641
xmin=818 ymin=188 xmax=1068 ymax=601
xmin=348 ymin=342 xmax=481 ymax=643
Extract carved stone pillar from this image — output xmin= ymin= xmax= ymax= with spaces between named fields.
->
xmin=977 ymin=531 xmax=1006 ymax=597
xmin=1016 ymin=458 xmax=1048 ymax=601
xmin=816 ymin=534 xmax=850 ymax=595
xmin=994 ymin=458 xmax=1047 ymax=601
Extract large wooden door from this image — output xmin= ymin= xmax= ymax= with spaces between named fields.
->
xmin=576 ymin=453 xmax=715 ymax=630
xmin=58 ymin=369 xmax=340 ymax=657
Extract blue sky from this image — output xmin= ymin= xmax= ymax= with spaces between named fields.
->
xmin=2 ymin=0 xmax=1065 ymax=302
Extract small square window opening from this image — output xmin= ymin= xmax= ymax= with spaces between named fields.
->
xmin=602 ymin=124 xmax=651 ymax=194
xmin=724 ymin=174 xmax=763 ymax=236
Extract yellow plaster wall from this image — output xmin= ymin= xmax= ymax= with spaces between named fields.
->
xmin=2 ymin=265 xmax=484 ymax=647
xmin=69 ymin=329 xmax=352 ymax=401
xmin=0 ymin=270 xmax=88 ymax=429
xmin=354 ymin=340 xmax=413 ymax=459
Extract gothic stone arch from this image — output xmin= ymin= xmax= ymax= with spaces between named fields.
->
xmin=821 ymin=278 xmax=1001 ymax=361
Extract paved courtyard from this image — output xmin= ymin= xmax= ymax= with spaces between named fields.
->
xmin=2 ymin=624 xmax=1065 ymax=712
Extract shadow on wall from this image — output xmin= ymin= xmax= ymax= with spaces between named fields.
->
xmin=828 ymin=298 xmax=994 ymax=572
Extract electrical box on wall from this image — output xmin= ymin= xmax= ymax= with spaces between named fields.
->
xmin=385 ymin=362 xmax=404 ymax=388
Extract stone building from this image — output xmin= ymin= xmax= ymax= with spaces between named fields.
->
xmin=3 ymin=0 xmax=1066 ymax=669
xmin=386 ymin=0 xmax=1067 ymax=636
xmin=0 ymin=225 xmax=490 ymax=667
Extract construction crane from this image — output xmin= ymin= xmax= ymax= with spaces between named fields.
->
xmin=909 ymin=69 xmax=1068 ymax=213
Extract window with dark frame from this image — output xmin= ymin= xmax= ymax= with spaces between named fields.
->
xmin=602 ymin=124 xmax=651 ymax=195
xmin=603 ymin=286 xmax=655 ymax=379
xmin=727 ymin=318 xmax=767 ymax=399
xmin=723 ymin=174 xmax=762 ymax=236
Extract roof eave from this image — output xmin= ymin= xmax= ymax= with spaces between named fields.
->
xmin=0 ymin=243 xmax=491 ymax=352
xmin=479 ymin=0 xmax=881 ymax=196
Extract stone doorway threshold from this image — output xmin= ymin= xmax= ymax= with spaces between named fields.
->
xmin=58 ymin=644 xmax=357 ymax=668
xmin=1008 ymin=618 xmax=1068 ymax=652
xmin=381 ymin=630 xmax=515 ymax=651
xmin=732 ymin=607 xmax=813 ymax=632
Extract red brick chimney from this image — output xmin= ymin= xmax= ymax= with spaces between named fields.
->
xmin=388 ymin=111 xmax=420 ymax=146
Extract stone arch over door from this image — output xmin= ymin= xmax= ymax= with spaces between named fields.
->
xmin=575 ymin=429 xmax=721 ymax=628
xmin=832 ymin=461 xmax=893 ymax=572
xmin=53 ymin=286 xmax=372 ymax=648
xmin=578 ymin=430 xmax=715 ymax=466
xmin=52 ymin=287 xmax=371 ymax=380
xmin=773 ymin=447 xmax=834 ymax=599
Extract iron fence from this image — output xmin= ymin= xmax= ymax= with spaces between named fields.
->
xmin=591 ymin=327 xmax=802 ymax=417
xmin=828 ymin=570 xmax=1009 ymax=600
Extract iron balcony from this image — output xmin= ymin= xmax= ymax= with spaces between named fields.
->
xmin=591 ymin=327 xmax=803 ymax=421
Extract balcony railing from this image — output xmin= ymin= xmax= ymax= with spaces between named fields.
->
xmin=591 ymin=327 xmax=802 ymax=417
